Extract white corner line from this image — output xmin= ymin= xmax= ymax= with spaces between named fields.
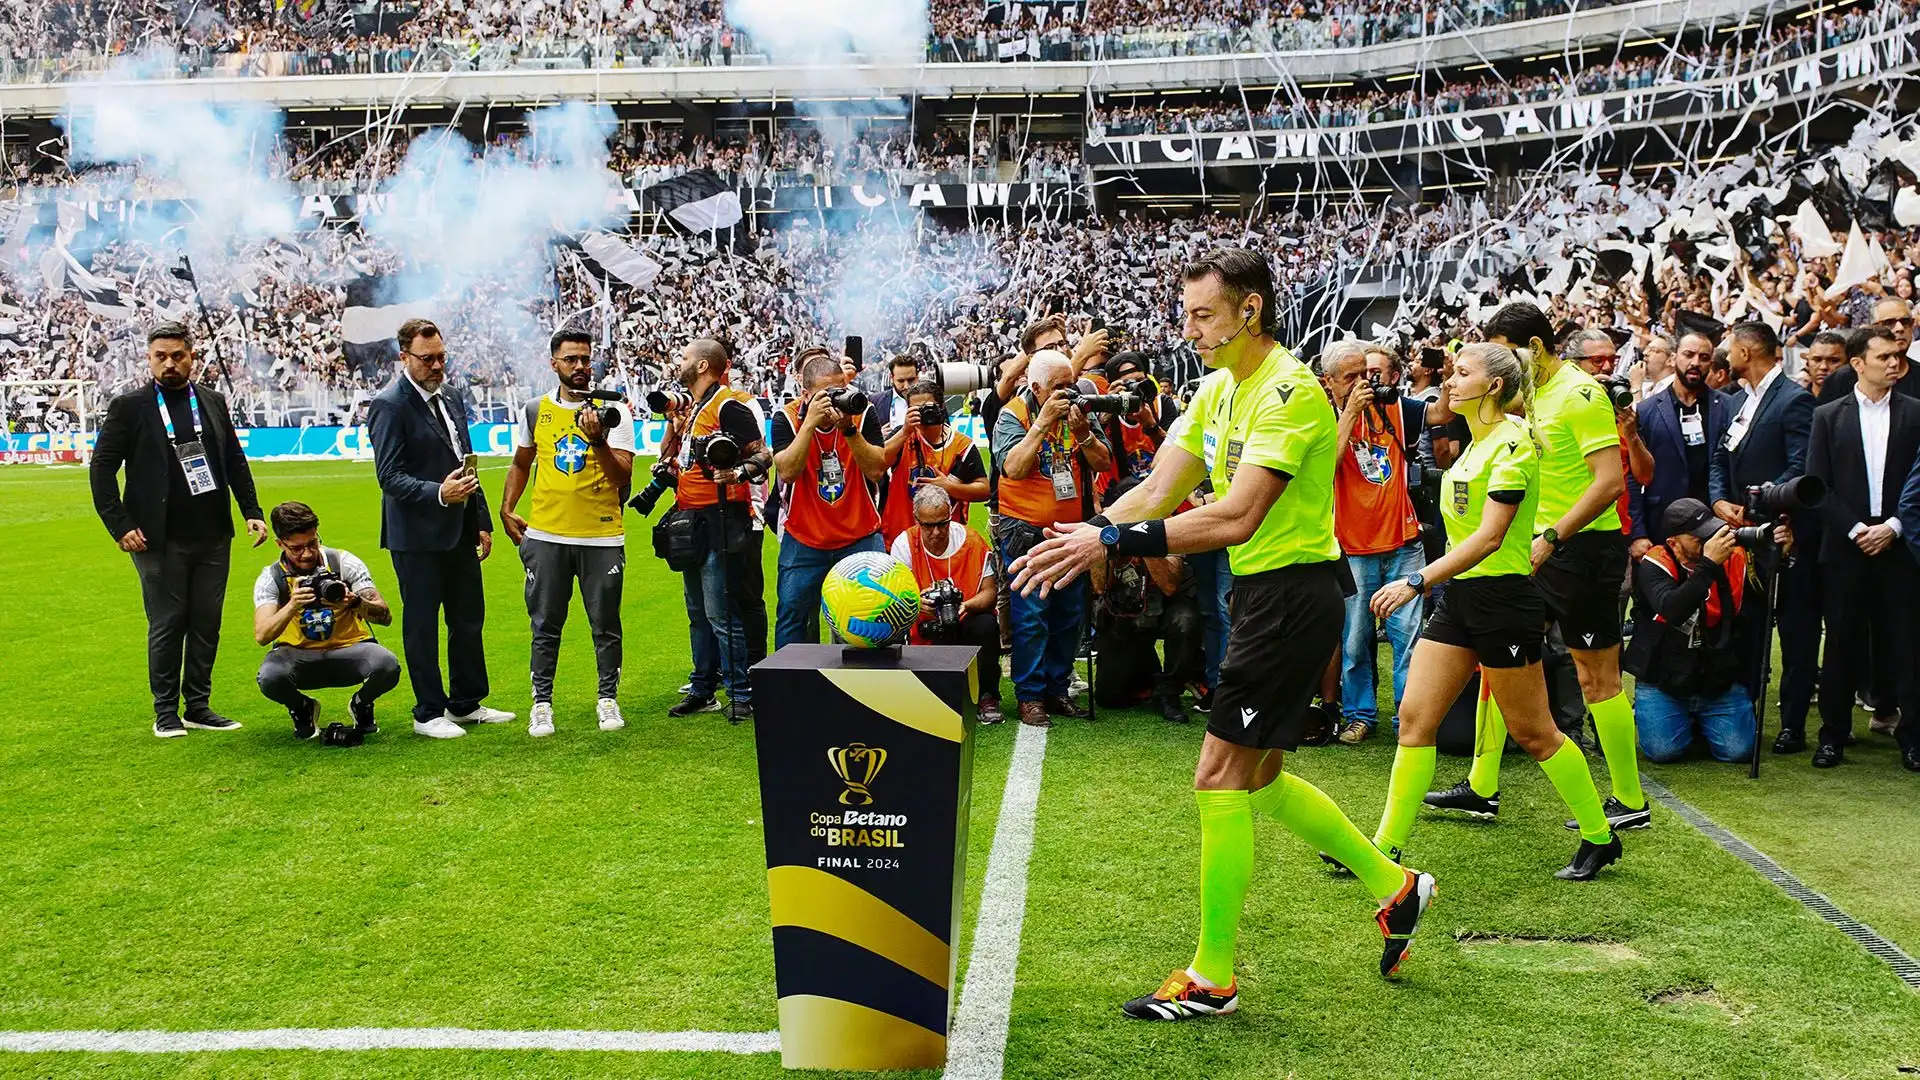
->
xmin=0 ymin=1028 xmax=781 ymax=1054
xmin=945 ymin=722 xmax=1050 ymax=1080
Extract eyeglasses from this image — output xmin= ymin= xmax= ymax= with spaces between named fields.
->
xmin=403 ymin=350 xmax=448 ymax=367
xmin=1878 ymin=316 xmax=1914 ymax=329
xmin=915 ymin=519 xmax=948 ymax=530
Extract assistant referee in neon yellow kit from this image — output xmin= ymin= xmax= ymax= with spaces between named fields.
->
xmin=1012 ymin=248 xmax=1435 ymax=1021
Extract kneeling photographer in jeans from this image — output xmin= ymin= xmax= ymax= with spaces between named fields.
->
xmin=1624 ymin=499 xmax=1756 ymax=763
xmin=889 ymin=486 xmax=1003 ymax=723
xmin=252 ymin=501 xmax=400 ymax=741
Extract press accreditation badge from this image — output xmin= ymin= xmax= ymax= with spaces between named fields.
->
xmin=818 ymin=452 xmax=846 ymax=500
xmin=1051 ymin=465 xmax=1077 ymax=501
xmin=176 ymin=440 xmax=217 ymax=496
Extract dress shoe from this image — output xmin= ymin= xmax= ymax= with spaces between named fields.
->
xmin=1902 ymin=747 xmax=1920 ymax=773
xmin=1044 ymin=695 xmax=1086 ymax=719
xmin=1771 ymin=730 xmax=1806 ymax=755
xmin=1810 ymin=742 xmax=1843 ymax=768
xmin=1018 ymin=700 xmax=1052 ymax=728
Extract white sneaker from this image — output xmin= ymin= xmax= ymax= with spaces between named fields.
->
xmin=413 ymin=716 xmax=467 ymax=739
xmin=678 ymin=682 xmax=694 ymax=694
xmin=447 ymin=704 xmax=515 ymax=725
xmin=529 ymin=702 xmax=555 ymax=738
xmin=597 ymin=698 xmax=625 ymax=731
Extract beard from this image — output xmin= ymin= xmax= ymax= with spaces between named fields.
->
xmin=563 ymin=369 xmax=591 ymax=390
xmin=155 ymin=370 xmax=188 ymax=388
xmin=1677 ymin=369 xmax=1706 ymax=390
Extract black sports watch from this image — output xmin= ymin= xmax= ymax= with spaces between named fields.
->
xmin=1404 ymin=571 xmax=1426 ymax=592
xmin=1538 ymin=526 xmax=1564 ymax=551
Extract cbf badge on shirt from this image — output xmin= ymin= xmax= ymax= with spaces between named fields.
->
xmin=156 ymin=385 xmax=218 ymax=496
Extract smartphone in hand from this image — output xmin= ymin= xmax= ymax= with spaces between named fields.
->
xmin=463 ymin=453 xmax=480 ymax=477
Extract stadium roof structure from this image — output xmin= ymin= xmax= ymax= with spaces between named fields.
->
xmin=0 ymin=0 xmax=1771 ymax=116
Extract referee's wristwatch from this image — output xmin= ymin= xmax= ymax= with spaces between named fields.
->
xmin=1092 ymin=515 xmax=1120 ymax=551
xmin=1538 ymin=526 xmax=1564 ymax=552
xmin=1404 ymin=571 xmax=1426 ymax=593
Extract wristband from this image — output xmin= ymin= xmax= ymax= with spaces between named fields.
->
xmin=1088 ymin=514 xmax=1113 ymax=531
xmin=1112 ymin=518 xmax=1170 ymax=558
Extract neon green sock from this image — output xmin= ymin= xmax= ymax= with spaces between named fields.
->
xmin=1373 ymin=744 xmax=1437 ymax=856
xmin=1189 ymin=789 xmax=1254 ymax=987
xmin=1467 ymin=688 xmax=1505 ymax=798
xmin=1588 ymin=690 xmax=1644 ymax=809
xmin=1252 ymin=772 xmax=1405 ymax=901
xmin=1538 ymin=737 xmax=1611 ymax=845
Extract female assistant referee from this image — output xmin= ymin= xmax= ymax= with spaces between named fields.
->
xmin=1364 ymin=342 xmax=1624 ymax=881
xmin=1011 ymin=247 xmax=1435 ymax=1023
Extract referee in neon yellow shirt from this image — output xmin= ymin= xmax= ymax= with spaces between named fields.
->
xmin=1012 ymin=248 xmax=1435 ymax=1022
xmin=1425 ymin=302 xmax=1647 ymax=833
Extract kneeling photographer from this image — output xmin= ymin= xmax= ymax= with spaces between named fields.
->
xmin=1091 ymin=478 xmax=1200 ymax=725
xmin=252 ymin=501 xmax=400 ymax=743
xmin=1623 ymin=499 xmax=1764 ymax=764
xmin=888 ymin=486 xmax=1003 ymax=724
xmin=647 ymin=338 xmax=769 ymax=724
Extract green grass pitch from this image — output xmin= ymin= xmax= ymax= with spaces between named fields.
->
xmin=1 ymin=460 xmax=1917 ymax=1078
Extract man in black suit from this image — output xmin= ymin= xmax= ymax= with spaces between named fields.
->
xmin=90 ymin=323 xmax=268 ymax=738
xmin=1710 ymin=322 xmax=1820 ymax=752
xmin=1898 ymin=452 xmax=1920 ymax=771
xmin=366 ymin=318 xmax=510 ymax=739
xmin=1816 ymin=297 xmax=1920 ymax=404
xmin=1803 ymin=326 xmax=1920 ymax=768
xmin=1628 ymin=332 xmax=1730 ymax=561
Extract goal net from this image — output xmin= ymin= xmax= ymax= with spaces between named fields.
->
xmin=0 ymin=380 xmax=97 ymax=464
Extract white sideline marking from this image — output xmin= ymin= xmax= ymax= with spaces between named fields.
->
xmin=0 ymin=1028 xmax=780 ymax=1054
xmin=945 ymin=722 xmax=1050 ymax=1080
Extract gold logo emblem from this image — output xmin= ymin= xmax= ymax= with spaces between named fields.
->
xmin=828 ymin=743 xmax=887 ymax=806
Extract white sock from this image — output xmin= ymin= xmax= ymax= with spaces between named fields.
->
xmin=1186 ymin=966 xmax=1219 ymax=989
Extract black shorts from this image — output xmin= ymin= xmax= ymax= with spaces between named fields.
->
xmin=1422 ymin=575 xmax=1546 ymax=668
xmin=1209 ymin=561 xmax=1344 ymax=751
xmin=1533 ymin=530 xmax=1629 ymax=649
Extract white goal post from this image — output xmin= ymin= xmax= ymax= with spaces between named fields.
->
xmin=0 ymin=380 xmax=98 ymax=464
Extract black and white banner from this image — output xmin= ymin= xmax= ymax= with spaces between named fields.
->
xmin=1086 ymin=22 xmax=1920 ymax=169
xmin=984 ymin=1 xmax=1081 ymax=25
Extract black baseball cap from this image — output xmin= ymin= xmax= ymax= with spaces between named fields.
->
xmin=1661 ymin=498 xmax=1724 ymax=542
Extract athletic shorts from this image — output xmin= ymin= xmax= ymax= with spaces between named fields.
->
xmin=1209 ymin=561 xmax=1344 ymax=751
xmin=1532 ymin=530 xmax=1629 ymax=649
xmin=1421 ymin=575 xmax=1546 ymax=668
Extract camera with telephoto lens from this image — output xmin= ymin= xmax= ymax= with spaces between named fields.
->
xmin=1060 ymin=387 xmax=1142 ymax=415
xmin=935 ymin=361 xmax=994 ymax=395
xmin=645 ymin=387 xmax=692 ymax=415
xmin=629 ymin=461 xmax=677 ymax=516
xmin=318 ymin=721 xmax=364 ymax=748
xmin=1732 ymin=476 xmax=1827 ymax=548
xmin=825 ymin=386 xmax=869 ymax=417
xmin=1731 ymin=524 xmax=1775 ymax=548
xmin=915 ymin=401 xmax=949 ymax=426
xmin=1366 ymin=376 xmax=1401 ymax=405
xmin=1600 ymin=375 xmax=1635 ymax=410
xmin=300 ymin=567 xmax=349 ymax=605
xmin=692 ymin=432 xmax=741 ymax=471
xmin=921 ymin=579 xmax=964 ymax=642
xmin=579 ymin=389 xmax=626 ymax=431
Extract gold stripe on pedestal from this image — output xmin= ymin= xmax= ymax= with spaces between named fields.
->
xmin=776 ymin=994 xmax=947 ymax=1071
xmin=767 ymin=865 xmax=950 ymax=989
xmin=818 ymin=668 xmax=964 ymax=743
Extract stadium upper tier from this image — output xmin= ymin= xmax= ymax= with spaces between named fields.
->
xmin=0 ymin=0 xmax=1781 ymax=111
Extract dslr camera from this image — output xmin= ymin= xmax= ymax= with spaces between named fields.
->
xmin=318 ymin=721 xmax=364 ymax=747
xmin=578 ymin=389 xmax=626 ymax=432
xmin=692 ymin=432 xmax=741 ymax=471
xmin=915 ymin=401 xmax=949 ymax=427
xmin=1599 ymin=375 xmax=1635 ymax=410
xmin=629 ymin=461 xmax=677 ymax=517
xmin=301 ymin=567 xmax=350 ymax=605
xmin=920 ymin=579 xmax=964 ymax=642
xmin=825 ymin=386 xmax=869 ymax=417
xmin=1060 ymin=387 xmax=1143 ymax=415
xmin=1733 ymin=476 xmax=1827 ymax=548
xmin=645 ymin=387 xmax=692 ymax=415
xmin=1366 ymin=376 xmax=1401 ymax=405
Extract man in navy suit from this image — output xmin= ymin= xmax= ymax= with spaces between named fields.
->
xmin=1629 ymin=332 xmax=1730 ymax=561
xmin=1898 ymin=451 xmax=1920 ymax=771
xmin=366 ymin=318 xmax=511 ymax=739
xmin=1710 ymin=322 xmax=1819 ymax=753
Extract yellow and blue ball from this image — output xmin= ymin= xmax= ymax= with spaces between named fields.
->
xmin=821 ymin=552 xmax=921 ymax=648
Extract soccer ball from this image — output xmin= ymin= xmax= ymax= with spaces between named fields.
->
xmin=821 ymin=552 xmax=922 ymax=649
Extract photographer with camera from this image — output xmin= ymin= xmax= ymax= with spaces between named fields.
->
xmin=1100 ymin=352 xmax=1181 ymax=485
xmin=1567 ymin=329 xmax=1654 ymax=538
xmin=771 ymin=348 xmax=890 ymax=649
xmin=1714 ymin=322 xmax=1819 ymax=753
xmin=888 ymin=486 xmax=1003 ymax=723
xmin=1628 ymin=326 xmax=1731 ymax=561
xmin=1804 ymin=325 xmax=1920 ymax=769
xmin=993 ymin=348 xmax=1113 ymax=727
xmin=879 ymin=380 xmax=988 ymax=545
xmin=1090 ymin=477 xmax=1201 ymax=725
xmin=656 ymin=338 xmax=769 ymax=723
xmin=1625 ymin=500 xmax=1760 ymax=764
xmin=1317 ymin=340 xmax=1434 ymax=745
xmin=499 ymin=330 xmax=636 ymax=737
xmin=252 ymin=501 xmax=399 ymax=742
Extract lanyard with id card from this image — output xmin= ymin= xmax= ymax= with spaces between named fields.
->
xmin=156 ymin=384 xmax=218 ymax=497
xmin=1048 ymin=428 xmax=1078 ymax=501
